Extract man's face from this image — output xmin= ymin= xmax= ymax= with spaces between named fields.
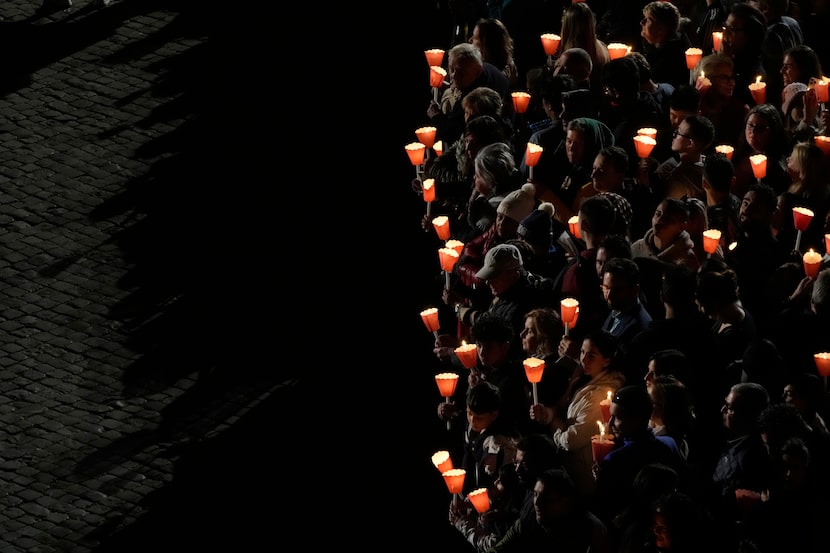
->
xmin=448 ymin=55 xmax=478 ymax=90
xmin=602 ymin=272 xmax=638 ymax=312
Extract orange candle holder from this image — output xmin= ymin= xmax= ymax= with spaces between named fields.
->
xmin=432 ymin=450 xmax=453 ymax=473
xmin=454 ymin=342 xmax=478 ymax=369
xmin=432 ymin=215 xmax=451 ymax=240
xmin=702 ymin=229 xmax=722 ymax=255
xmin=567 ymin=215 xmax=581 ymax=239
xmin=749 ymin=154 xmax=767 ymax=179
xmin=814 ymin=352 xmax=830 ymax=377
xmin=420 ymin=307 xmax=440 ymax=335
xmin=591 ymin=433 xmax=615 ymax=462
xmin=446 ymin=239 xmax=464 ymax=256
xmin=525 ymin=143 xmax=543 ymax=166
xmin=792 ymin=206 xmax=815 ymax=231
xmin=423 ymin=178 xmax=436 ymax=216
xmin=560 ymin=297 xmax=579 ymax=326
xmin=748 ymin=76 xmax=766 ymax=105
xmin=715 ymin=144 xmax=734 ymax=160
xmin=815 ymin=79 xmax=829 ymax=103
xmin=406 ymin=142 xmax=426 ymax=166
xmin=712 ymin=31 xmax=723 ymax=52
xmin=804 ymin=249 xmax=822 ymax=278
xmin=511 ymin=91 xmax=531 ymax=114
xmin=685 ymin=47 xmax=703 ymax=70
xmin=637 ymin=127 xmax=657 ymax=140
xmin=814 ymin=136 xmax=830 ymax=156
xmin=442 ymin=468 xmax=466 ymax=494
xmin=425 ymin=48 xmax=445 ymax=67
xmin=607 ymin=43 xmax=630 ymax=60
xmin=633 ymin=135 xmax=657 ymax=158
xmin=429 ymin=65 xmax=447 ymax=88
xmin=435 ymin=372 xmax=460 ymax=398
xmin=438 ymin=247 xmax=460 ymax=272
xmin=433 ymin=140 xmax=443 ymax=157
xmin=524 ymin=357 xmax=545 ymax=404
xmin=468 ymin=487 xmax=491 ymax=513
xmin=540 ymin=33 xmax=561 ymax=56
xmin=415 ymin=126 xmax=437 ymax=150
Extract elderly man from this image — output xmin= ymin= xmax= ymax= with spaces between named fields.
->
xmin=427 ymin=42 xmax=510 ymax=145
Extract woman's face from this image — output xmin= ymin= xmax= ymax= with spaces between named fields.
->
xmin=470 ymin=25 xmax=482 ymax=53
xmin=473 ymin=167 xmax=492 ymax=196
xmin=745 ymin=112 xmax=771 ymax=153
xmin=579 ymin=338 xmax=611 ymax=378
xmin=786 ymin=149 xmax=802 ymax=180
xmin=495 ymin=212 xmax=519 ymax=239
xmin=652 ymin=201 xmax=686 ymax=244
xmin=780 ymin=53 xmax=800 ymax=87
xmin=520 ymin=316 xmax=540 ymax=354
xmin=565 ymin=129 xmax=585 ymax=165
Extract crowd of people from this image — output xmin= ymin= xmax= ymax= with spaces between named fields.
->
xmin=406 ymin=2 xmax=830 ymax=552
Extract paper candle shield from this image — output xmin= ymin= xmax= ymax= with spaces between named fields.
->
xmin=749 ymin=154 xmax=767 ymax=179
xmin=454 ymin=343 xmax=478 ymax=369
xmin=702 ymin=229 xmax=722 ymax=254
xmin=560 ymin=297 xmax=579 ymax=325
xmin=446 ymin=239 xmax=464 ymax=255
xmin=714 ymin=144 xmax=734 ymax=160
xmin=607 ymin=43 xmax=629 ymax=60
xmin=420 ymin=307 xmax=440 ymax=333
xmin=540 ymin=33 xmax=561 ymax=56
xmin=523 ymin=357 xmax=545 ymax=383
xmin=815 ymin=136 xmax=830 ymax=156
xmin=748 ymin=76 xmax=766 ymax=105
xmin=468 ymin=488 xmax=491 ymax=513
xmin=685 ymin=48 xmax=703 ymax=70
xmin=591 ymin=435 xmax=615 ymax=462
xmin=525 ymin=142 xmax=543 ymax=166
xmin=814 ymin=352 xmax=830 ymax=376
xmin=435 ymin=372 xmax=460 ymax=397
xmin=433 ymin=140 xmax=443 ymax=157
xmin=567 ymin=216 xmax=581 ymax=239
xmin=432 ymin=215 xmax=451 ymax=240
xmin=415 ymin=126 xmax=437 ymax=149
xmin=442 ymin=468 xmax=466 ymax=494
xmin=633 ymin=135 xmax=657 ymax=158
xmin=792 ymin=206 xmax=815 ymax=231
xmin=432 ymin=450 xmax=453 ymax=473
xmin=712 ymin=31 xmax=722 ymax=52
xmin=804 ymin=249 xmax=822 ymax=278
xmin=425 ymin=48 xmax=445 ymax=67
xmin=511 ymin=92 xmax=531 ymax=114
xmin=439 ymin=247 xmax=460 ymax=272
xmin=406 ymin=142 xmax=426 ymax=165
xmin=423 ymin=178 xmax=436 ymax=202
xmin=815 ymin=79 xmax=829 ymax=103
xmin=637 ymin=127 xmax=657 ymax=140
xmin=429 ymin=65 xmax=447 ymax=88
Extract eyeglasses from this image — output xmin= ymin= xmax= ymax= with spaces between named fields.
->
xmin=722 ymin=25 xmax=745 ymax=35
xmin=672 ymin=129 xmax=693 ymax=141
xmin=709 ymin=74 xmax=736 ymax=82
xmin=746 ymin=122 xmax=770 ymax=133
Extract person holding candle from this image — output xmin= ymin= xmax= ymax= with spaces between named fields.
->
xmin=757 ymin=0 xmax=804 ymax=106
xmin=702 ymin=153 xmax=742 ymax=248
xmin=639 ymin=1 xmax=695 ymax=89
xmin=469 ymin=18 xmax=519 ymax=91
xmin=731 ymin=104 xmax=790 ymax=197
xmin=697 ymin=53 xmax=751 ymax=148
xmin=648 ymin=114 xmax=717 ymax=202
xmin=780 ymin=81 xmax=821 ymax=144
xmin=530 ymin=329 xmax=626 ymax=499
xmin=648 ymin=375 xmax=695 ymax=461
xmin=557 ymin=2 xmax=611 ymax=95
xmin=628 ymin=52 xmax=676 ymax=159
xmin=720 ymin=2 xmax=769 ymax=108
xmin=694 ymin=0 xmax=729 ymax=54
xmin=779 ymin=43 xmax=823 ymax=90
xmin=775 ymin=140 xmax=829 ymax=252
xmin=631 ymin=197 xmax=701 ymax=273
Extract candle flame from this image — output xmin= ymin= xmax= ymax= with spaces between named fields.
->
xmin=755 ymin=75 xmax=762 ymax=84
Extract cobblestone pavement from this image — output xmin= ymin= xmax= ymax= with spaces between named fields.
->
xmin=0 ymin=1 xmax=291 ymax=551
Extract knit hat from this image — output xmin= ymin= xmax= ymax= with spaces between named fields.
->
xmin=518 ymin=202 xmax=555 ymax=247
xmin=475 ymin=243 xmax=524 ymax=281
xmin=781 ymin=82 xmax=808 ymax=119
xmin=497 ymin=182 xmax=537 ymax=223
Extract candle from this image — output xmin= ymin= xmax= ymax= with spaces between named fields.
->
xmin=702 ymin=229 xmax=722 ymax=255
xmin=540 ymin=33 xmax=561 ymax=56
xmin=633 ymin=135 xmax=657 ymax=158
xmin=637 ymin=127 xmax=657 ymax=140
xmin=442 ymin=468 xmax=466 ymax=494
xmin=685 ymin=47 xmax=703 ymax=70
xmin=560 ymin=297 xmax=579 ymax=336
xmin=425 ymin=48 xmax=445 ymax=68
xmin=511 ymin=91 xmax=531 ymax=114
xmin=599 ymin=391 xmax=612 ymax=422
xmin=439 ymin=247 xmax=460 ymax=289
xmin=406 ymin=142 xmax=426 ymax=166
xmin=607 ymin=43 xmax=630 ymax=60
xmin=714 ymin=144 xmax=734 ymax=160
xmin=415 ymin=126 xmax=437 ymax=150
xmin=454 ymin=341 xmax=478 ymax=369
xmin=433 ymin=140 xmax=443 ymax=157
xmin=712 ymin=31 xmax=723 ymax=52
xmin=567 ymin=215 xmax=581 ymax=240
xmin=420 ymin=307 xmax=440 ymax=337
xmin=525 ymin=142 xmax=543 ymax=180
xmin=591 ymin=425 xmax=615 ymax=462
xmin=432 ymin=215 xmax=451 ymax=240
xmin=748 ymin=75 xmax=766 ymax=105
xmin=423 ymin=178 xmax=436 ymax=217
xmin=436 ymin=372 xmax=460 ymax=430
xmin=793 ymin=207 xmax=814 ymax=251
xmin=430 ymin=65 xmax=447 ymax=102
xmin=814 ymin=352 xmax=830 ymax=377
xmin=815 ymin=78 xmax=829 ymax=103
xmin=468 ymin=487 xmax=490 ymax=513
xmin=696 ymin=70 xmax=712 ymax=90
xmin=446 ymin=239 xmax=464 ymax=256
xmin=749 ymin=154 xmax=767 ymax=180
xmin=804 ymin=249 xmax=822 ymax=278
xmin=432 ymin=450 xmax=454 ymax=473
xmin=523 ymin=357 xmax=546 ymax=404
xmin=814 ymin=136 xmax=830 ymax=156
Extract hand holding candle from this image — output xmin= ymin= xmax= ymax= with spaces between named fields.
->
xmin=523 ymin=357 xmax=546 ymax=404
xmin=436 ymin=372 xmax=460 ymax=430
